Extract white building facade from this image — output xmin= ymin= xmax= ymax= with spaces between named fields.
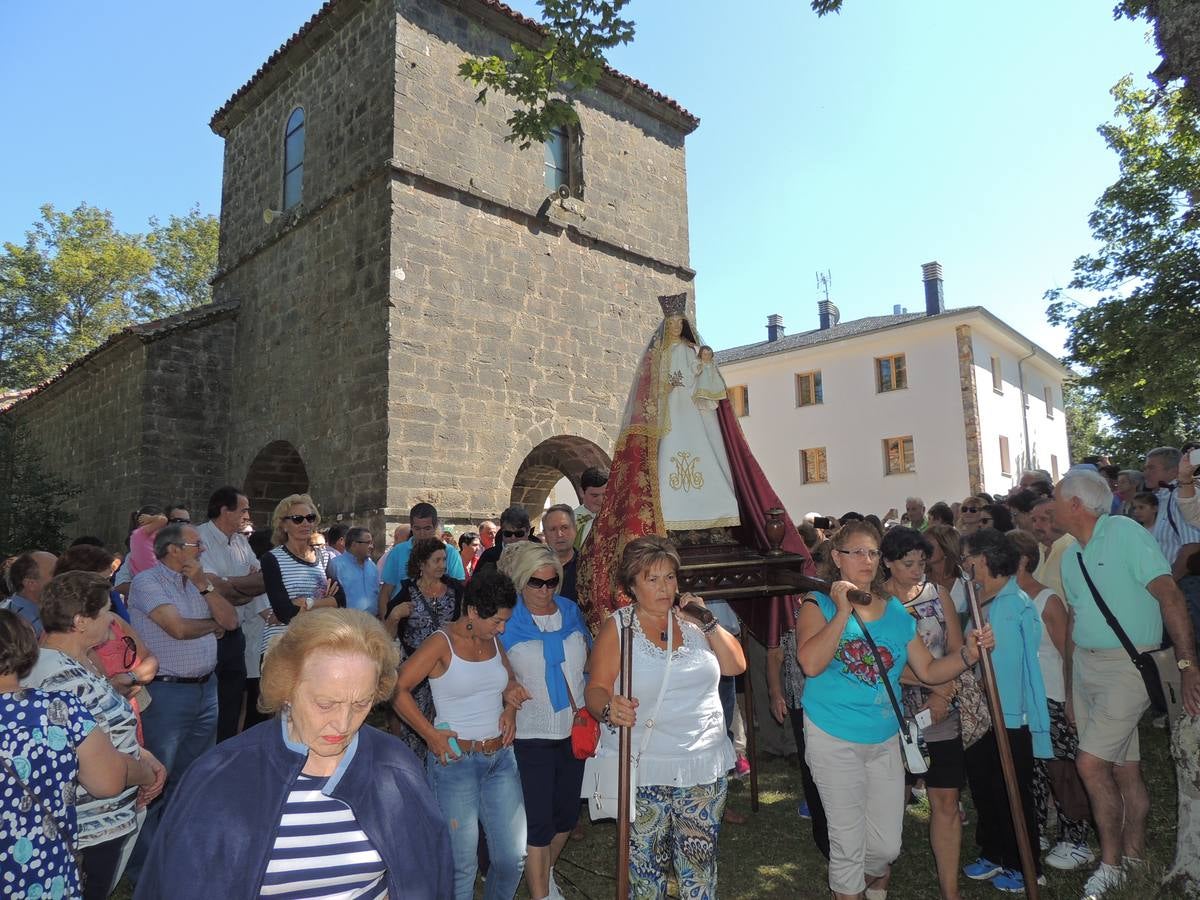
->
xmin=714 ymin=266 xmax=1072 ymax=518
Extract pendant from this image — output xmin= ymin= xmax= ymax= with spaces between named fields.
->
xmin=660 ymin=631 xmax=667 ymax=642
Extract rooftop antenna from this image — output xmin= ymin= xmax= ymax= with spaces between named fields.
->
xmin=816 ymin=270 xmax=831 ymax=303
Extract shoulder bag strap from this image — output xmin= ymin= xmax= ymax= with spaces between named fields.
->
xmin=1074 ymin=552 xmax=1143 ymax=666
xmin=0 ymin=755 xmax=75 ymax=856
xmin=624 ymin=606 xmax=675 ymax=761
xmin=851 ymin=609 xmax=908 ymax=732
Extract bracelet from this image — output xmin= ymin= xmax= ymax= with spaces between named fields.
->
xmin=599 ymin=702 xmax=612 ymax=725
xmin=701 ymin=618 xmax=718 ymax=635
xmin=960 ymin=645 xmax=972 ymax=669
xmin=1179 ymin=479 xmax=1196 ymax=486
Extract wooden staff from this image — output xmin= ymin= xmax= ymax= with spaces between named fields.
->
xmin=962 ymin=570 xmax=1040 ymax=899
xmin=616 ymin=609 xmax=634 ymax=899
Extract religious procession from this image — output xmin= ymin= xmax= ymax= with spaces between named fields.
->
xmin=3 ymin=2 xmax=1200 ymax=900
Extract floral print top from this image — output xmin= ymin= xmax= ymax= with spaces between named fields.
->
xmin=0 ymin=689 xmax=97 ymax=899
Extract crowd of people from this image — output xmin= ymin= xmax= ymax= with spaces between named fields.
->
xmin=1 ymin=445 xmax=1199 ymax=899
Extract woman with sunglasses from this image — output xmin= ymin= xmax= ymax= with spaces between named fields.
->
xmin=497 ymin=541 xmax=591 ymax=900
xmin=383 ymin=537 xmax=464 ymax=757
xmin=798 ymin=521 xmax=993 ymax=900
xmin=956 ymin=496 xmax=989 ymax=536
xmin=880 ymin=526 xmax=967 ymax=900
xmin=259 ymin=494 xmax=341 ymax=658
xmin=23 ymin=572 xmax=166 ymax=899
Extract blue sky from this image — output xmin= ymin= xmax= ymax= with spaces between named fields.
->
xmin=0 ymin=1 xmax=1159 ymax=358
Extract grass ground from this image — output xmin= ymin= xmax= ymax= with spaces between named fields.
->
xmin=112 ymin=720 xmax=1186 ymax=899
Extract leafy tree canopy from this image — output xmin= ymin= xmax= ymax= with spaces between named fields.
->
xmin=458 ymin=0 xmax=634 ymax=148
xmin=1047 ymin=77 xmax=1200 ymax=461
xmin=0 ymin=203 xmax=218 ymax=392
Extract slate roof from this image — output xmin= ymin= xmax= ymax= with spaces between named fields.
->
xmin=210 ymin=0 xmax=698 ymax=132
xmin=1 ymin=301 xmax=240 ymax=415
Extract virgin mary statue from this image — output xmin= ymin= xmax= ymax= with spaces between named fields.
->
xmin=579 ymin=293 xmax=811 ymax=637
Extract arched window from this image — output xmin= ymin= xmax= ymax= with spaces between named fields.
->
xmin=282 ymin=107 xmax=305 ymax=210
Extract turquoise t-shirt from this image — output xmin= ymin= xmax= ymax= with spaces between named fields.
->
xmin=800 ymin=593 xmax=916 ymax=745
xmin=1060 ymin=514 xmax=1168 ymax=650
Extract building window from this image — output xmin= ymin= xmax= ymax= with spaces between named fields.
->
xmin=990 ymin=356 xmax=1003 ymax=394
xmin=883 ymin=436 xmax=915 ymax=475
xmin=1051 ymin=454 xmax=1060 ymax=481
xmin=282 ymin=107 xmax=305 ymax=210
xmin=795 ymin=371 xmax=823 ymax=407
xmin=800 ymin=447 xmax=828 ymax=484
xmin=1044 ymin=386 xmax=1054 ymax=419
xmin=876 ymin=354 xmax=907 ymax=393
xmin=999 ymin=435 xmax=1011 ymax=476
xmin=543 ymin=119 xmax=583 ymax=197
xmin=729 ymin=385 xmax=750 ymax=417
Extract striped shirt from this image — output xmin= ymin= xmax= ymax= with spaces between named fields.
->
xmin=260 ymin=773 xmax=386 ymax=899
xmin=129 ymin=562 xmax=217 ymax=677
xmin=1152 ymin=483 xmax=1200 ymax=569
xmin=260 ymin=547 xmax=330 ymax=655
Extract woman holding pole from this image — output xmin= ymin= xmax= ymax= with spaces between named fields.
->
xmin=797 ymin=521 xmax=993 ymax=900
xmin=584 ymin=536 xmax=745 ymax=898
xmin=960 ymin=528 xmax=1053 ymax=893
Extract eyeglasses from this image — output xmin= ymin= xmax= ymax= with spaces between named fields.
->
xmin=176 ymin=541 xmax=204 ymax=550
xmin=834 ymin=547 xmax=882 ymax=561
xmin=285 ymin=514 xmax=318 ymax=524
xmin=502 ymin=529 xmax=527 ymax=539
xmin=121 ymin=635 xmax=137 ymax=669
xmin=352 ymin=539 xmax=373 ymax=545
xmin=526 ymin=575 xmax=560 ymax=590
xmin=961 ymin=506 xmax=981 ymax=514
xmin=168 ymin=517 xmax=191 ymax=524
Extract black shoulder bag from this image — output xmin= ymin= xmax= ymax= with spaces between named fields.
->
xmin=851 ymin=610 xmax=928 ymax=774
xmin=1074 ymin=552 xmax=1169 ymax=714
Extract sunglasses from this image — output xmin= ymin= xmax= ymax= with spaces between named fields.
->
xmin=502 ymin=529 xmax=527 ymax=539
xmin=168 ymin=517 xmax=191 ymax=524
xmin=121 ymin=635 xmax=137 ymax=669
xmin=961 ymin=506 xmax=981 ymax=514
xmin=285 ymin=514 xmax=318 ymax=524
xmin=526 ymin=575 xmax=560 ymax=590
xmin=835 ymin=547 xmax=882 ymax=561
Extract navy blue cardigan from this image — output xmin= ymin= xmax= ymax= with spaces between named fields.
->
xmin=134 ymin=718 xmax=453 ymax=899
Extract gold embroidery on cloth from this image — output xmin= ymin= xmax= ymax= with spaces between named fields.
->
xmin=667 ymin=451 xmax=705 ymax=492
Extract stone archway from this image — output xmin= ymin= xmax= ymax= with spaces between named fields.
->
xmin=510 ymin=435 xmax=611 ymax=515
xmin=243 ymin=440 xmax=310 ymax=530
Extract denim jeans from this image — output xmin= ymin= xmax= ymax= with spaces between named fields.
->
xmin=426 ymin=746 xmax=527 ymax=900
xmin=126 ymin=677 xmax=218 ymax=883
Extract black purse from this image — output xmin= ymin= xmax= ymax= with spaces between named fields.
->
xmin=1074 ymin=552 xmax=1169 ymax=715
xmin=851 ymin=610 xmax=928 ymax=774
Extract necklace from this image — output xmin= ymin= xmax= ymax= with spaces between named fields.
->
xmin=638 ymin=608 xmax=670 ymax=642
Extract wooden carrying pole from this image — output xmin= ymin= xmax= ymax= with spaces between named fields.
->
xmin=962 ymin=572 xmax=1040 ymax=900
xmin=616 ymin=612 xmax=634 ymax=899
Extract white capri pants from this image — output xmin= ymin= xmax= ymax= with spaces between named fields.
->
xmin=804 ymin=717 xmax=904 ymax=895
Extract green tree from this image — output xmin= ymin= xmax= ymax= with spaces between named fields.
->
xmin=458 ymin=0 xmax=634 ymax=147
xmin=1047 ymin=78 xmax=1200 ymax=459
xmin=1063 ymin=381 xmax=1111 ymax=464
xmin=145 ymin=206 xmax=219 ymax=315
xmin=0 ymin=203 xmax=219 ymax=392
xmin=0 ymin=420 xmax=78 ymax=557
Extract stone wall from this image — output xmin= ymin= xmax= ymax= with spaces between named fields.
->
xmin=956 ymin=324 xmax=984 ymax=494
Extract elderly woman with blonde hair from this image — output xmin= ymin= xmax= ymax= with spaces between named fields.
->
xmin=134 ymin=608 xmax=453 ymax=899
xmin=498 ymin=540 xmax=592 ymax=900
xmin=258 ymin=493 xmax=341 ymax=657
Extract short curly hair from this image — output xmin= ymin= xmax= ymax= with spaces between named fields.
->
xmin=406 ymin=537 xmax=448 ymax=581
xmin=0 ymin=609 xmax=39 ymax=678
xmin=41 ymin=572 xmax=112 ymax=634
xmin=460 ymin=566 xmax=518 ymax=619
xmin=54 ymin=545 xmax=117 ymax=577
xmin=617 ymin=535 xmax=680 ymax=598
xmin=259 ymin=609 xmax=399 ymax=714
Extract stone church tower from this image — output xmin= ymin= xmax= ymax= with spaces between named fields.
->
xmin=2 ymin=0 xmax=698 ymax=542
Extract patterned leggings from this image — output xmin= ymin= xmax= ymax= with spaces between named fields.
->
xmin=629 ymin=778 xmax=727 ymax=899
xmin=1033 ymin=698 xmax=1090 ymax=846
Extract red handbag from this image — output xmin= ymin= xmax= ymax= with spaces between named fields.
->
xmin=566 ymin=681 xmax=599 ymax=759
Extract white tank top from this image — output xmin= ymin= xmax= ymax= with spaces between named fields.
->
xmin=428 ymin=630 xmax=508 ymax=740
xmin=1032 ymin=587 xmax=1066 ymax=702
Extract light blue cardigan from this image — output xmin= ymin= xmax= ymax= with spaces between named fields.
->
xmin=986 ymin=577 xmax=1053 ymax=758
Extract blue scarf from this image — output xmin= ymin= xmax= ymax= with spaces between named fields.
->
xmin=501 ymin=596 xmax=593 ymax=712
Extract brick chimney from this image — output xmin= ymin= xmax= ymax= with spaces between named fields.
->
xmin=818 ymin=300 xmax=839 ymax=330
xmin=922 ymin=261 xmax=944 ymax=316
xmin=766 ymin=314 xmax=785 ymax=342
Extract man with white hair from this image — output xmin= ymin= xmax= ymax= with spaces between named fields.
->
xmin=1021 ymin=469 xmax=1054 ymax=491
xmin=904 ymin=496 xmax=928 ymax=531
xmin=1143 ymin=446 xmax=1200 ymax=580
xmin=1053 ymin=468 xmax=1199 ymax=898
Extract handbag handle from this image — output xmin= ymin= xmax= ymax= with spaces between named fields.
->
xmin=1 ymin=755 xmax=75 ymax=857
xmin=850 ymin=609 xmax=909 ymax=733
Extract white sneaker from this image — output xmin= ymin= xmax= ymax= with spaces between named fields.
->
xmin=1046 ymin=841 xmax=1095 ymax=871
xmin=548 ymin=866 xmax=565 ymax=899
xmin=1081 ymin=863 xmax=1125 ymax=899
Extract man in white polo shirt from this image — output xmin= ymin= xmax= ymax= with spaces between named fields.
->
xmin=196 ymin=486 xmax=265 ymax=743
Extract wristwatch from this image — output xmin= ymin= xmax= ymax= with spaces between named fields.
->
xmin=199 ymin=583 xmax=215 ymax=595
xmin=1179 ymin=659 xmax=1193 ymax=671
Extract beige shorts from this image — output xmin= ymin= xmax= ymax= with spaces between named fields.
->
xmin=1072 ymin=647 xmax=1151 ymax=764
